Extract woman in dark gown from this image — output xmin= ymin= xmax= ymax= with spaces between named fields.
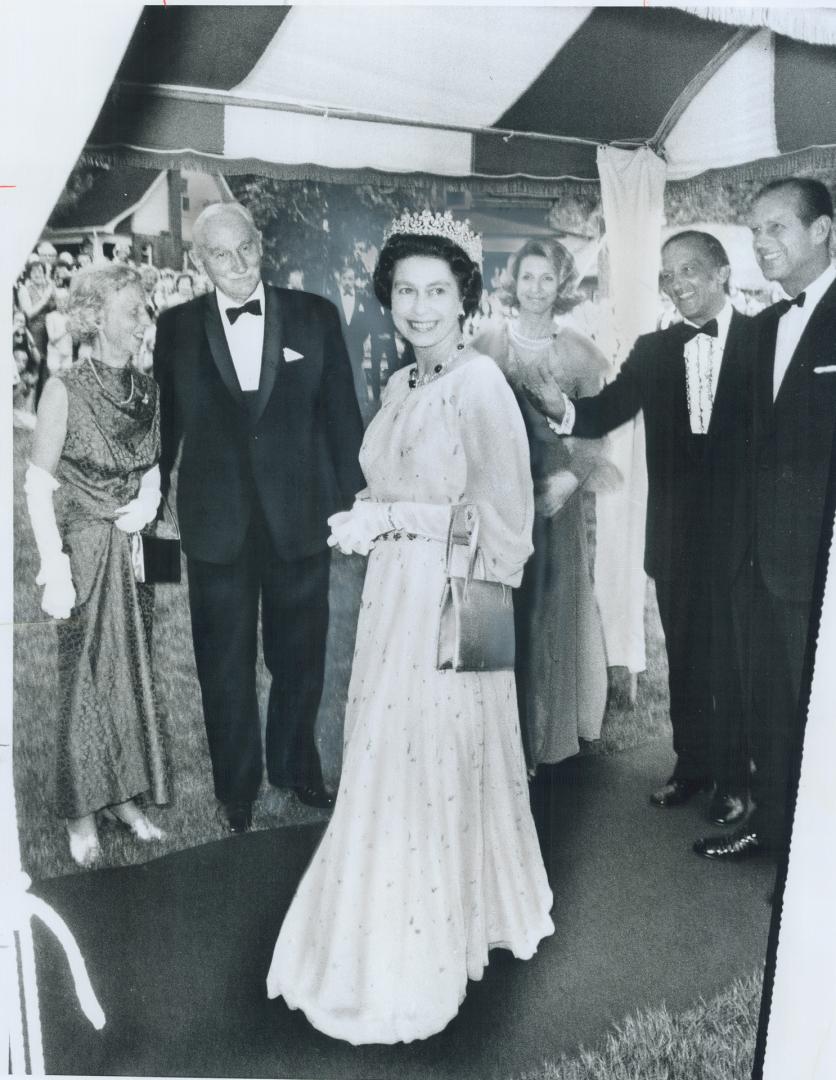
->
xmin=477 ymin=238 xmax=620 ymax=769
xmin=25 ymin=264 xmax=169 ymax=868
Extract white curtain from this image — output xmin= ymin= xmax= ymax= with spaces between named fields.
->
xmin=763 ymin=511 xmax=836 ymax=1079
xmin=592 ymin=146 xmax=666 ymax=674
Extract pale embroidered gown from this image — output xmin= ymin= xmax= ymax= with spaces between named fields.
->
xmin=266 ymin=352 xmax=554 ymax=1044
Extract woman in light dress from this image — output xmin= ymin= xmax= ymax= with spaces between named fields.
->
xmin=24 ymin=263 xmax=168 ymax=868
xmin=266 ymin=212 xmax=554 ymax=1044
xmin=477 ymin=238 xmax=619 ymax=770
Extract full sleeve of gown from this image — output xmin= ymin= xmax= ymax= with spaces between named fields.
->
xmin=458 ymin=357 xmax=534 ymax=587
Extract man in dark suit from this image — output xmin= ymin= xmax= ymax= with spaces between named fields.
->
xmin=334 ymin=265 xmax=373 ymax=423
xmin=527 ymin=231 xmax=751 ymax=824
xmin=154 ymin=202 xmax=365 ymax=833
xmin=695 ymin=178 xmax=836 ymax=860
xmin=364 ymin=297 xmax=400 ymax=404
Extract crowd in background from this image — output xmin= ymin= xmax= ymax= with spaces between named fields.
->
xmin=12 ymin=234 xmax=414 ymax=431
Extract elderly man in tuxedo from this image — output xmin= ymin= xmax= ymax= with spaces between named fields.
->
xmin=526 ymin=230 xmax=752 ymax=826
xmin=695 ymin=178 xmax=836 ymax=860
xmin=154 ymin=202 xmax=365 ymax=833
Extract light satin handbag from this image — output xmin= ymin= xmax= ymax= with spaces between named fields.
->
xmin=436 ymin=505 xmax=515 ymax=672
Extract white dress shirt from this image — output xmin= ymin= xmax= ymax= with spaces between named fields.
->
xmin=216 ymin=280 xmax=266 ymax=391
xmin=773 ymin=261 xmax=836 ymax=400
xmin=682 ymin=301 xmax=733 ymax=434
xmin=340 ymin=290 xmax=356 ymax=325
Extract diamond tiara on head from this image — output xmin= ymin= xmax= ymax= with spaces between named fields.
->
xmin=383 ymin=210 xmax=482 ymax=266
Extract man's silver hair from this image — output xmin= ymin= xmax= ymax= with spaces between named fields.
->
xmin=192 ymin=202 xmax=259 ymax=254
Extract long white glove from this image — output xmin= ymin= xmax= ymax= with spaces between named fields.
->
xmin=114 ymin=465 xmax=162 ymax=533
xmin=24 ymin=463 xmax=76 ymax=619
xmin=327 ymin=499 xmax=452 ymax=556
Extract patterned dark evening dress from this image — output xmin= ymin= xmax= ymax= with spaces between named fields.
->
xmin=478 ymin=319 xmax=614 ymax=766
xmin=52 ymin=359 xmax=168 ymax=818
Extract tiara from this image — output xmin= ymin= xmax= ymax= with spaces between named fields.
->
xmin=383 ymin=210 xmax=482 ymax=266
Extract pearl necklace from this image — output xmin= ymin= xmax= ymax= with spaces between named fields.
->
xmin=86 ymin=354 xmax=143 ymax=406
xmin=408 ymin=340 xmax=465 ymax=389
xmin=507 ymin=321 xmax=556 ymax=348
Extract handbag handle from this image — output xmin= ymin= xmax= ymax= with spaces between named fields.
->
xmin=153 ymin=494 xmax=181 ymax=540
xmin=445 ymin=505 xmax=480 ymax=591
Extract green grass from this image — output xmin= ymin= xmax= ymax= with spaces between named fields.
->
xmin=12 ymin=427 xmax=670 ymax=882
xmin=518 ymin=970 xmax=763 ymax=1080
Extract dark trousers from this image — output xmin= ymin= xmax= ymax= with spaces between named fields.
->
xmin=655 ymin=574 xmax=748 ymax=792
xmin=732 ymin=561 xmax=810 ymax=848
xmin=512 ymin=557 xmax=537 ymax=770
xmin=708 ymin=577 xmax=750 ymax=796
xmin=187 ymin=507 xmax=331 ymax=804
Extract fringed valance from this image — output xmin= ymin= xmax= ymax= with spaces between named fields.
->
xmin=685 ymin=7 xmax=836 ymax=46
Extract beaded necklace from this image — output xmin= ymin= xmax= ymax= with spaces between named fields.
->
xmin=86 ymin=354 xmax=139 ymax=407
xmin=408 ymin=340 xmax=466 ymax=389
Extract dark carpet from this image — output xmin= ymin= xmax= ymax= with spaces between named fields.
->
xmin=32 ymin=738 xmax=774 ymax=1079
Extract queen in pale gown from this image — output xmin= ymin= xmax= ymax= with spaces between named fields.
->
xmin=266 ymin=213 xmax=554 ymax=1044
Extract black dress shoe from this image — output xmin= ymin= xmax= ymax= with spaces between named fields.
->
xmin=223 ymin=801 xmax=253 ymax=834
xmin=649 ymin=778 xmax=707 ymax=808
xmin=291 ymin=783 xmax=335 ymax=810
xmin=707 ymin=791 xmax=747 ymax=826
xmin=693 ymin=828 xmax=764 ymax=860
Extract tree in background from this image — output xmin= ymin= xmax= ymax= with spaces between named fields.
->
xmin=227 ymin=177 xmax=420 ymax=296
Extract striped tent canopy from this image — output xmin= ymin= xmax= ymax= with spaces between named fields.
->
xmin=86 ymin=5 xmax=836 ymax=193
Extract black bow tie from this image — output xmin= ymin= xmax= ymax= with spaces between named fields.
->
xmin=226 ymin=298 xmax=262 ymax=324
xmin=679 ymin=318 xmax=718 ymax=343
xmin=774 ymin=292 xmax=806 ymax=317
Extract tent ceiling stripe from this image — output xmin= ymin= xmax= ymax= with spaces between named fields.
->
xmin=651 ymin=27 xmax=762 ymax=150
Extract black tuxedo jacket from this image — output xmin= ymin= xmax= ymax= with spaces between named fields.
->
xmin=571 ymin=312 xmax=753 ymax=583
xmin=729 ymin=279 xmax=836 ymax=602
xmin=154 ymin=285 xmax=365 ymax=565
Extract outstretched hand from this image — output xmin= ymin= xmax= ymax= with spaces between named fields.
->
xmin=522 ymin=356 xmax=567 ymax=422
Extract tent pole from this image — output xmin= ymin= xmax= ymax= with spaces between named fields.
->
xmin=649 ymin=27 xmax=761 ymax=151
xmin=113 ymin=81 xmax=646 ymax=153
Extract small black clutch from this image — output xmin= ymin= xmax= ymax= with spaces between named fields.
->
xmin=135 ymin=497 xmax=181 ymax=585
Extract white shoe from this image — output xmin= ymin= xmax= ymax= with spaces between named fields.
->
xmin=130 ymin=814 xmax=166 ymax=842
xmin=101 ymin=804 xmax=166 ymax=842
xmin=66 ymin=819 xmax=100 ymax=868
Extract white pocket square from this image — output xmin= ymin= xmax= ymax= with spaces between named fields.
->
xmin=813 ymin=365 xmax=836 ymax=374
xmin=283 ymin=347 xmax=304 ymax=363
